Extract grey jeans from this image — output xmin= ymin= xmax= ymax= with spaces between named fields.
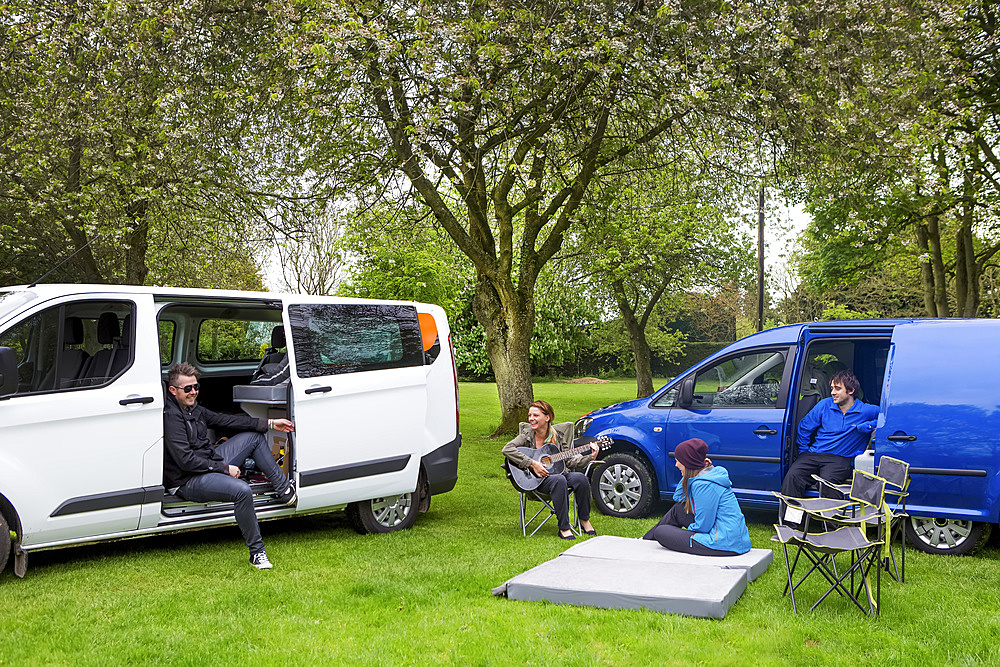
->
xmin=179 ymin=431 xmax=290 ymax=556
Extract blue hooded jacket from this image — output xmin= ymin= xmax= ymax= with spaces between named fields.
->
xmin=672 ymin=466 xmax=752 ymax=554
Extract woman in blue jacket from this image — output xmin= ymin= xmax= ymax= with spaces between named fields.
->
xmin=642 ymin=438 xmax=752 ymax=556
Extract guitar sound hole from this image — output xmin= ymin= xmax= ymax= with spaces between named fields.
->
xmin=540 ymin=457 xmax=552 ymax=466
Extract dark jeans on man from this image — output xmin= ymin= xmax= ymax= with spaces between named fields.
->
xmin=641 ymin=502 xmax=739 ymax=556
xmin=537 ymin=471 xmax=591 ymax=532
xmin=781 ymin=452 xmax=854 ymax=498
xmin=179 ymin=431 xmax=291 ymax=556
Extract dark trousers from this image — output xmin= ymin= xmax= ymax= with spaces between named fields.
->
xmin=537 ymin=471 xmax=591 ymax=532
xmin=179 ymin=431 xmax=290 ymax=556
xmin=781 ymin=452 xmax=853 ymax=498
xmin=641 ymin=502 xmax=738 ymax=556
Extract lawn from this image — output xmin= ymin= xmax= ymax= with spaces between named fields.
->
xmin=2 ymin=379 xmax=999 ymax=665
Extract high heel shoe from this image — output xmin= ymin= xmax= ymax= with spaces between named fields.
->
xmin=583 ymin=528 xmax=597 ymax=536
xmin=559 ymin=531 xmax=576 ymax=540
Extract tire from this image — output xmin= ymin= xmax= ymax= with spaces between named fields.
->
xmin=0 ymin=512 xmax=10 ymax=575
xmin=905 ymin=516 xmax=992 ymax=556
xmin=346 ymin=492 xmax=419 ymax=534
xmin=592 ymin=452 xmax=657 ymax=519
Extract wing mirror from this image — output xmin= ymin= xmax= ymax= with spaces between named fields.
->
xmin=677 ymin=375 xmax=696 ymax=408
xmin=0 ymin=347 xmax=17 ymax=398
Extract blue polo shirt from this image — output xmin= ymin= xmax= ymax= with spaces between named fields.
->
xmin=796 ymin=397 xmax=879 ymax=458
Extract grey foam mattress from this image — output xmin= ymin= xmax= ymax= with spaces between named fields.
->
xmin=495 ymin=554 xmax=748 ymax=618
xmin=493 ymin=536 xmax=773 ymax=618
xmin=562 ymin=535 xmax=774 ymax=581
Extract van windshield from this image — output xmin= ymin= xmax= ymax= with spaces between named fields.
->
xmin=0 ymin=290 xmax=37 ymax=324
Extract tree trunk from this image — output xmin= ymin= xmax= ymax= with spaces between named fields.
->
xmin=914 ymin=224 xmax=938 ymax=317
xmin=125 ymin=199 xmax=150 ymax=285
xmin=612 ymin=279 xmax=654 ymax=398
xmin=62 ymin=134 xmax=104 ymax=283
xmin=472 ymin=271 xmax=535 ymax=436
xmin=926 ymin=214 xmax=951 ymax=317
xmin=956 ymin=166 xmax=979 ymax=317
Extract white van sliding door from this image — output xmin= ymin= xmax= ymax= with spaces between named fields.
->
xmin=0 ymin=294 xmax=162 ymax=547
xmin=285 ymin=300 xmax=427 ymax=510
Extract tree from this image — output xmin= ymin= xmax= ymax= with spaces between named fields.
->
xmin=282 ymin=0 xmax=791 ymax=432
xmin=571 ymin=153 xmax=753 ymax=397
xmin=1 ymin=0 xmax=302 ymax=287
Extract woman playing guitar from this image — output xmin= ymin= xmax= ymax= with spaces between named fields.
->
xmin=502 ymin=400 xmax=599 ymax=540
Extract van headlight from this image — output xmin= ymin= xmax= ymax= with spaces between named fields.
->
xmin=574 ymin=417 xmax=593 ymax=439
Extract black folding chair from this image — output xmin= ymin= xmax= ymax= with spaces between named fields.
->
xmin=773 ymin=470 xmax=887 ymax=615
xmin=814 ymin=456 xmax=911 ymax=582
xmin=501 ymin=460 xmax=582 ymax=537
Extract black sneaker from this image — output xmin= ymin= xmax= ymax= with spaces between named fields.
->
xmin=250 ymin=551 xmax=273 ymax=570
xmin=276 ymin=482 xmax=297 ymax=506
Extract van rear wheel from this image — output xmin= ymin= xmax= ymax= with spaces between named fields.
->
xmin=346 ymin=493 xmax=419 ymax=534
xmin=905 ymin=516 xmax=991 ymax=556
xmin=592 ymin=453 xmax=656 ymax=519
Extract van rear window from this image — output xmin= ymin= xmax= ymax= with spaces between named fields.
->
xmin=289 ymin=304 xmax=423 ymax=377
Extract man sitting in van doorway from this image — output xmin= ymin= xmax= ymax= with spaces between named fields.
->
xmin=163 ymin=362 xmax=296 ymax=570
xmin=781 ymin=369 xmax=879 ymax=506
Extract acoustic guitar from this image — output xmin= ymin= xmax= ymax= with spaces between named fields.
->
xmin=508 ymin=435 xmax=612 ymax=492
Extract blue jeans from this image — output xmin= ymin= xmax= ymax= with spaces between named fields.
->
xmin=179 ymin=431 xmax=290 ymax=556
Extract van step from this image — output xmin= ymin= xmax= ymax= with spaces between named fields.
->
xmin=161 ymin=480 xmax=280 ymax=519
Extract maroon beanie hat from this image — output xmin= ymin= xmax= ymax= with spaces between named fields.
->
xmin=674 ymin=438 xmax=709 ymax=470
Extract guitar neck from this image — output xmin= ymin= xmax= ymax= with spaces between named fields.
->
xmin=546 ymin=443 xmax=597 ymax=463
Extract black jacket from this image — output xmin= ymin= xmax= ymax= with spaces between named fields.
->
xmin=163 ymin=395 xmax=266 ymax=488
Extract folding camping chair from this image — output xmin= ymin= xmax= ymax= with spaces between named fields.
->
xmin=773 ymin=469 xmax=888 ymax=615
xmin=814 ymin=456 xmax=911 ymax=582
xmin=502 ymin=460 xmax=586 ymax=537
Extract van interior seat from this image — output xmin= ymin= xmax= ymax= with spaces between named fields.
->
xmin=249 ymin=325 xmax=288 ymax=385
xmin=41 ymin=316 xmax=91 ymax=390
xmin=80 ymin=312 xmax=129 ymax=384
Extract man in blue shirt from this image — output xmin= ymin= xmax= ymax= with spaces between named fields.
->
xmin=781 ymin=369 xmax=879 ymax=499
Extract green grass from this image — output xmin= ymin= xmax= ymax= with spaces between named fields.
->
xmin=2 ymin=379 xmax=1000 ymax=665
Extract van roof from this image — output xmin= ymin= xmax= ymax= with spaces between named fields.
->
xmin=0 ymin=283 xmax=423 ymax=307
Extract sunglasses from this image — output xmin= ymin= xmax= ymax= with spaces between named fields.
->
xmin=173 ymin=383 xmax=200 ymax=393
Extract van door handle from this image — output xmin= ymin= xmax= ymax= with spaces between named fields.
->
xmin=119 ymin=396 xmax=155 ymax=406
xmin=753 ymin=427 xmax=778 ymax=435
xmin=887 ymin=434 xmax=918 ymax=442
xmin=304 ymin=386 xmax=332 ymax=395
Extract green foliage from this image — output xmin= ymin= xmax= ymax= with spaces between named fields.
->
xmin=819 ymin=302 xmax=881 ymax=321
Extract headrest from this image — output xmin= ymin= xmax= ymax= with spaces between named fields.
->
xmin=271 ymin=325 xmax=286 ymax=349
xmin=64 ymin=317 xmax=84 ymax=346
xmin=97 ymin=312 xmax=120 ymax=345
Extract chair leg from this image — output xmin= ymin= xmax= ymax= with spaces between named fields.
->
xmin=780 ymin=542 xmax=798 ymax=613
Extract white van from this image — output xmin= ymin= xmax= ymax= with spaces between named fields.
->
xmin=0 ymin=284 xmax=461 ymax=577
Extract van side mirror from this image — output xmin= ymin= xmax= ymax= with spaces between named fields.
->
xmin=678 ymin=376 xmax=696 ymax=408
xmin=0 ymin=347 xmax=16 ymax=397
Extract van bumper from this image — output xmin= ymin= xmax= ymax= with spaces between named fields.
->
xmin=422 ymin=433 xmax=461 ymax=496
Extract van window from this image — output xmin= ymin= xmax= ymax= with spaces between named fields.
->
xmin=289 ymin=303 xmax=423 ymax=377
xmin=196 ymin=319 xmax=274 ymax=363
xmin=0 ymin=300 xmax=135 ymax=394
xmin=158 ymin=320 xmax=175 ymax=365
xmin=690 ymin=350 xmax=786 ymax=408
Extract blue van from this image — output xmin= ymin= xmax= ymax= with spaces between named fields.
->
xmin=576 ymin=319 xmax=1000 ymax=555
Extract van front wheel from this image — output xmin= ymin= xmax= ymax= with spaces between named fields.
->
xmin=347 ymin=493 xmax=419 ymax=534
xmin=905 ymin=516 xmax=991 ymax=556
xmin=592 ymin=453 xmax=656 ymax=518
xmin=0 ymin=513 xmax=10 ymax=575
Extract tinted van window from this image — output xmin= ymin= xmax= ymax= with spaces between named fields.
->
xmin=0 ymin=300 xmax=134 ymax=394
xmin=289 ymin=304 xmax=423 ymax=377
xmin=691 ymin=350 xmax=786 ymax=408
